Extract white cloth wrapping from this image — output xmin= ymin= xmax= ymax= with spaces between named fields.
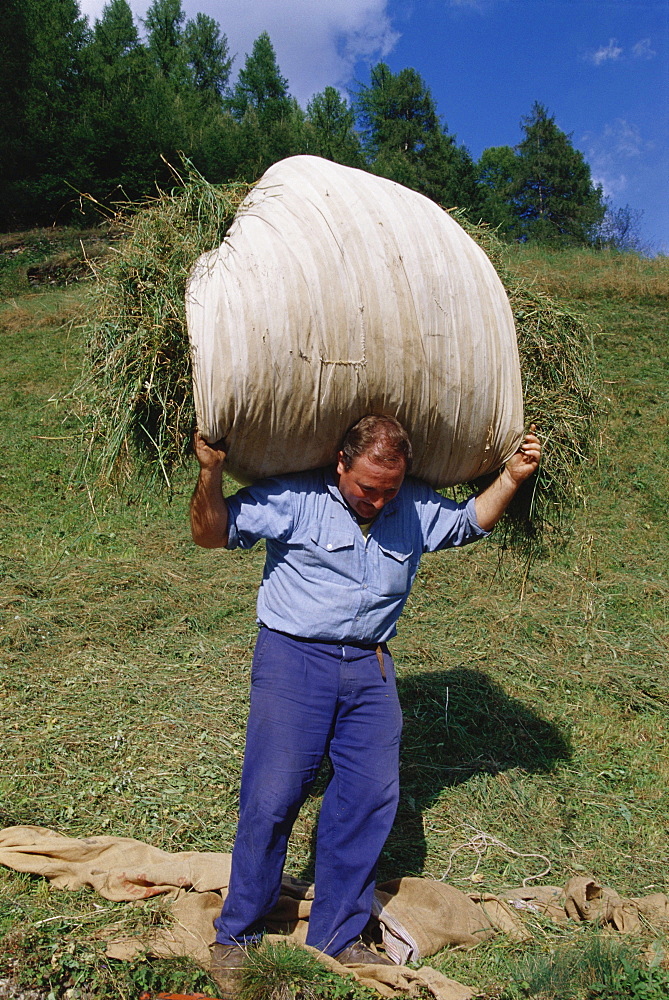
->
xmin=186 ymin=155 xmax=523 ymax=487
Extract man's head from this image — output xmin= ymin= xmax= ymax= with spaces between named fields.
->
xmin=336 ymin=415 xmax=412 ymax=521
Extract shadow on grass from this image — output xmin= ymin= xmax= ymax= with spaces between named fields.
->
xmin=298 ymin=666 xmax=571 ymax=882
xmin=385 ymin=666 xmax=572 ymax=877
xmin=398 ymin=666 xmax=571 ymax=786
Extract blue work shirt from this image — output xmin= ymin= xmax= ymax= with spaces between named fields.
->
xmin=226 ymin=467 xmax=489 ymax=644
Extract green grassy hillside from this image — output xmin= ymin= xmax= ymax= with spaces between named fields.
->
xmin=1 ymin=233 xmax=668 ymax=999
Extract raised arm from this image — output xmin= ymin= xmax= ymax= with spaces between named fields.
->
xmin=474 ymin=425 xmax=542 ymax=532
xmin=190 ymin=432 xmax=230 ymax=548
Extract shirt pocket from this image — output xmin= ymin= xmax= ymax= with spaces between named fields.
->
xmin=376 ymin=542 xmax=415 ymax=597
xmin=304 ymin=527 xmax=357 ymax=584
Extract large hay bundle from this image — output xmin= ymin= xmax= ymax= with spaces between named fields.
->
xmin=77 ymin=162 xmax=599 ymax=549
xmin=187 ymin=156 xmax=523 ymax=488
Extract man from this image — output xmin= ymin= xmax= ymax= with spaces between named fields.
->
xmin=191 ymin=415 xmax=541 ymax=994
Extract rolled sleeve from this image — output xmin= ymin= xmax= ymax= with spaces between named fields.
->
xmin=419 ymin=488 xmax=491 ymax=552
xmin=226 ymin=479 xmax=295 ymax=550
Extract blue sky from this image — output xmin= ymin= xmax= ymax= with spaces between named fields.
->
xmin=381 ymin=0 xmax=668 ymax=253
xmin=78 ymin=0 xmax=668 ymax=252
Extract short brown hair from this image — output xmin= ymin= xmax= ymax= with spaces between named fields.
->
xmin=340 ymin=415 xmax=412 ymax=472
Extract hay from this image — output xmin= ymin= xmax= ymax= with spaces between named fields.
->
xmin=75 ymin=163 xmax=252 ymax=486
xmin=456 ymin=213 xmax=599 ymax=551
xmin=75 ymin=167 xmax=599 ymax=549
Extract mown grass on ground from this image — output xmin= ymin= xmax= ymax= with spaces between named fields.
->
xmin=0 ymin=233 xmax=668 ymax=999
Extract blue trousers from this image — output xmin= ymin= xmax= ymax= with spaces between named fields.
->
xmin=214 ymin=627 xmax=403 ymax=956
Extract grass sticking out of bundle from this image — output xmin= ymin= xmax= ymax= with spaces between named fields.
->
xmin=457 ymin=213 xmax=600 ymax=554
xmin=75 ymin=162 xmax=252 ymax=486
xmin=76 ymin=168 xmax=599 ymax=551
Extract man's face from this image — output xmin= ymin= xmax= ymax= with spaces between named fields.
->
xmin=335 ymin=451 xmax=406 ymax=521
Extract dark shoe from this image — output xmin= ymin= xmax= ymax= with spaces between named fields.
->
xmin=334 ymin=940 xmax=395 ymax=966
xmin=209 ymin=942 xmax=255 ymax=998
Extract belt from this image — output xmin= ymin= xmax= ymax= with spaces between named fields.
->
xmin=262 ymin=626 xmax=387 ymax=680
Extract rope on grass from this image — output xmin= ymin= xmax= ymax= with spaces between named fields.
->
xmin=438 ymin=824 xmax=551 ymax=887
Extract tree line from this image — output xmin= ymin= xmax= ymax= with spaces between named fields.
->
xmin=1 ymin=0 xmax=624 ymax=247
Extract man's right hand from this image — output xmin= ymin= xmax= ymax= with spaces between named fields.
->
xmin=190 ymin=431 xmax=230 ymax=548
xmin=194 ymin=430 xmax=227 ymax=470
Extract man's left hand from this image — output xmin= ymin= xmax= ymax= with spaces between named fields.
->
xmin=474 ymin=424 xmax=542 ymax=532
xmin=504 ymin=423 xmax=541 ymax=485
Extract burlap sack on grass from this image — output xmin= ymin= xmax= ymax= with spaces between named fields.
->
xmin=0 ymin=824 xmax=231 ymax=900
xmin=187 ymin=155 xmax=523 ymax=487
xmin=0 ymin=826 xmax=474 ymax=999
xmin=7 ymin=827 xmax=669 ymax=999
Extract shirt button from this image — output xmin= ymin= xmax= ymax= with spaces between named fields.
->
xmin=363 ymin=585 xmax=367 ymax=589
xmin=327 ymin=543 xmax=332 ymax=550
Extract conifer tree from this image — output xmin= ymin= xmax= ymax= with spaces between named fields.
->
xmin=305 ymin=87 xmax=363 ymax=166
xmin=77 ymin=0 xmax=179 ymax=205
xmin=91 ymin=0 xmax=138 ymax=65
xmin=355 ymin=63 xmax=481 ymax=211
xmin=144 ymin=0 xmax=185 ymax=82
xmin=182 ymin=13 xmax=232 ymax=100
xmin=476 ymin=145 xmax=519 ymax=236
xmin=227 ymin=31 xmax=292 ymax=127
xmin=0 ymin=0 xmax=89 ymax=225
xmin=0 ymin=0 xmax=31 ymax=196
xmin=357 ymin=63 xmax=439 ymax=160
xmin=511 ymin=102 xmax=605 ymax=244
xmin=223 ymin=31 xmax=302 ymax=180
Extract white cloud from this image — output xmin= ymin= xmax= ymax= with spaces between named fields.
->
xmin=78 ymin=0 xmax=400 ymax=103
xmin=590 ymin=172 xmax=628 ymax=199
xmin=582 ymin=119 xmax=650 ymax=199
xmin=632 ymin=37 xmax=656 ymax=60
xmin=603 ymin=119 xmax=645 ymax=158
xmin=588 ymin=38 xmax=623 ymax=66
xmin=446 ymin=0 xmax=499 ymax=11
